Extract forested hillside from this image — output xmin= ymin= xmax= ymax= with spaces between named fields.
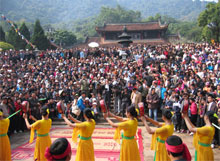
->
xmin=0 ymin=0 xmax=209 ymax=24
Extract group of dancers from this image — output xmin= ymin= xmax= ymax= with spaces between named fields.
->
xmin=0 ymin=103 xmax=218 ymax=161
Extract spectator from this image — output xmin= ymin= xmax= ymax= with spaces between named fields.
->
xmin=14 ymin=98 xmax=26 ymax=132
xmin=180 ymin=93 xmax=189 ymax=133
xmin=0 ymin=43 xmax=219 ymax=134
xmin=29 ymin=93 xmax=41 ymax=120
xmin=164 ymin=93 xmax=173 ymax=110
xmin=197 ymin=98 xmax=206 ymax=127
xmin=77 ymin=92 xmax=86 ymax=121
xmin=131 ymin=87 xmax=142 ymax=108
xmin=121 ymin=88 xmax=131 ymax=117
xmin=206 ymin=94 xmax=217 ymax=113
xmin=146 ymin=88 xmax=160 ymax=121
xmin=189 ymin=97 xmax=198 ymax=135
xmin=91 ymin=102 xmax=100 ymax=122
xmin=112 ymin=83 xmax=122 ymax=115
xmin=172 ymin=95 xmax=182 ymax=133
xmin=0 ymin=97 xmax=9 ymax=118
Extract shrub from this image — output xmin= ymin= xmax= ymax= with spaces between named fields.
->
xmin=0 ymin=41 xmax=14 ymax=51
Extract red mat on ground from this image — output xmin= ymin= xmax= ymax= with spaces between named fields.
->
xmin=12 ymin=127 xmax=144 ymax=161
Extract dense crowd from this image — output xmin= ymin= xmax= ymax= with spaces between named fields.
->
xmin=0 ymin=43 xmax=220 ymax=148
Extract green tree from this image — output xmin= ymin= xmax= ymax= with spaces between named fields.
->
xmin=19 ymin=22 xmax=31 ymax=49
xmin=185 ymin=27 xmax=202 ymax=42
xmin=143 ymin=13 xmax=177 ymax=24
xmin=198 ymin=1 xmax=220 ymax=42
xmin=201 ymin=26 xmax=213 ymax=42
xmin=144 ymin=16 xmax=155 ymax=22
xmin=0 ymin=26 xmax=6 ymax=42
xmin=31 ymin=19 xmax=50 ymax=50
xmin=167 ymin=20 xmax=203 ymax=42
xmin=0 ymin=41 xmax=14 ymax=51
xmin=143 ymin=13 xmax=161 ymax=22
xmin=95 ymin=5 xmax=141 ymax=25
xmin=54 ymin=30 xmax=77 ymax=47
xmin=6 ymin=24 xmax=22 ymax=50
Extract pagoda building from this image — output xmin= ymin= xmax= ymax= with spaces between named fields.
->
xmin=95 ymin=21 xmax=168 ymax=46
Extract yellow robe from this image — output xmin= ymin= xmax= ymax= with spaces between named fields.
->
xmin=151 ymin=124 xmax=174 ymax=161
xmin=72 ymin=119 xmax=96 ymax=161
xmin=0 ymin=118 xmax=11 ymax=161
xmin=114 ymin=118 xmax=141 ymax=161
xmin=193 ymin=126 xmax=215 ymax=161
xmin=30 ymin=119 xmax=52 ymax=161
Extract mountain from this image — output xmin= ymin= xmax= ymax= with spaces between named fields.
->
xmin=118 ymin=0 xmax=209 ymax=21
xmin=0 ymin=0 xmax=117 ymax=24
xmin=0 ymin=0 xmax=212 ymax=24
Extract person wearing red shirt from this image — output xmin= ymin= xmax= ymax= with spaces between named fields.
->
xmin=189 ymin=97 xmax=197 ymax=135
xmin=14 ymin=99 xmax=26 ymax=132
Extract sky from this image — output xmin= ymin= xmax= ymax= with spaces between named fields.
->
xmin=200 ymin=0 xmax=218 ymax=2
xmin=192 ymin=0 xmax=218 ymax=2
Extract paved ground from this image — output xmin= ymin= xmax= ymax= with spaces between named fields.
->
xmin=9 ymin=124 xmax=220 ymax=161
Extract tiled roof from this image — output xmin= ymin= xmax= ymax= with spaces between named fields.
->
xmin=96 ymin=22 xmax=168 ymax=32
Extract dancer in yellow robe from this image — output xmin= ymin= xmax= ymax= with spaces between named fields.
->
xmin=140 ymin=108 xmax=174 ymax=161
xmin=104 ymin=105 xmax=141 ymax=161
xmin=24 ymin=106 xmax=52 ymax=161
xmin=62 ymin=108 xmax=95 ymax=161
xmin=182 ymin=110 xmax=217 ymax=161
xmin=0 ymin=110 xmax=11 ymax=161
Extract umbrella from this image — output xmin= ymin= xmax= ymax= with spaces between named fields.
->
xmin=88 ymin=42 xmax=99 ymax=48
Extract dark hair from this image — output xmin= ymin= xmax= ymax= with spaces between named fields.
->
xmin=166 ymin=135 xmax=183 ymax=157
xmin=189 ymin=97 xmax=195 ymax=102
xmin=175 ymin=95 xmax=179 ymax=100
xmin=208 ymin=93 xmax=215 ymax=99
xmin=50 ymin=138 xmax=69 ymax=161
xmin=183 ymin=93 xmax=189 ymax=97
xmin=84 ymin=108 xmax=95 ymax=120
xmin=81 ymin=91 xmax=86 ymax=95
xmin=205 ymin=111 xmax=218 ymax=125
xmin=126 ymin=105 xmax=138 ymax=118
xmin=162 ymin=108 xmax=172 ymax=120
xmin=41 ymin=105 xmax=49 ymax=116
xmin=200 ymin=91 xmax=206 ymax=96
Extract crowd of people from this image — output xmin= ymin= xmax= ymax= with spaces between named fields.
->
xmin=0 ymin=42 xmax=220 ymax=160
